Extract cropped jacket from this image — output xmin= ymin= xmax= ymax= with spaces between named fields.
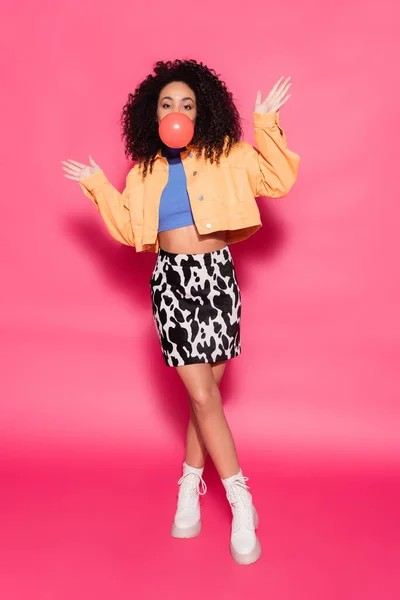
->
xmin=79 ymin=111 xmax=300 ymax=252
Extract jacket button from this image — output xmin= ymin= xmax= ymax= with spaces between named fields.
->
xmin=206 ymin=223 xmax=212 ymax=229
xmin=193 ymin=171 xmax=197 ymax=176
xmin=199 ymin=195 xmax=204 ymax=201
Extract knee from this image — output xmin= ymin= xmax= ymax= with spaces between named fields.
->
xmin=190 ymin=386 xmax=220 ymax=413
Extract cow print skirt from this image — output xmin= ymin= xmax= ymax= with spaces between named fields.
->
xmin=149 ymin=246 xmax=241 ymax=367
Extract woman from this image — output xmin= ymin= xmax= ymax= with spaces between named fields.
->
xmin=62 ymin=59 xmax=299 ymax=566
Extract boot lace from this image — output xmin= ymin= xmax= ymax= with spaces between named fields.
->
xmin=177 ymin=472 xmax=207 ymax=509
xmin=225 ymin=475 xmax=250 ymax=527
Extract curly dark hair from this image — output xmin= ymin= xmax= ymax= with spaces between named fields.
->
xmin=121 ymin=59 xmax=243 ymax=178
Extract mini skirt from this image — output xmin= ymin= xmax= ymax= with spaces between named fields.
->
xmin=149 ymin=246 xmax=242 ymax=367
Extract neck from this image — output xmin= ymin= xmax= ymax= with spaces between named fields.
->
xmin=162 ymin=145 xmax=186 ymax=158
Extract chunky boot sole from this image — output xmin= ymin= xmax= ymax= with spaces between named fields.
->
xmin=230 ymin=507 xmax=261 ymax=565
xmin=230 ymin=537 xmax=262 ymax=565
xmin=171 ymin=520 xmax=202 ymax=539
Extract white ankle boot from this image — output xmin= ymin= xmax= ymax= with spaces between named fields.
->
xmin=171 ymin=462 xmax=207 ymax=539
xmin=222 ymin=470 xmax=261 ymax=565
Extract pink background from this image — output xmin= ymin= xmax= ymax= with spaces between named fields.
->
xmin=1 ymin=1 xmax=399 ymax=598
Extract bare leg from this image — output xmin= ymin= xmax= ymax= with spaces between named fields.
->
xmin=185 ymin=361 xmax=226 ymax=468
xmin=175 ymin=364 xmax=260 ymax=564
xmin=177 ymin=363 xmax=239 ymax=479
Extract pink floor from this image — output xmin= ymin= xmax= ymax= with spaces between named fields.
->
xmin=1 ymin=450 xmax=399 ymax=600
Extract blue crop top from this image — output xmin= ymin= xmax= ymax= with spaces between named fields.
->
xmin=158 ymin=147 xmax=195 ymax=233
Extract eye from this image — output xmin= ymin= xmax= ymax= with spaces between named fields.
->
xmin=183 ymin=104 xmax=193 ymax=110
xmin=162 ymin=102 xmax=171 ymax=109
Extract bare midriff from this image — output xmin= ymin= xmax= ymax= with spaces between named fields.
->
xmin=158 ymin=225 xmax=228 ymax=255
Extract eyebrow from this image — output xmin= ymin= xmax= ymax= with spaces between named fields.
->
xmin=161 ymin=96 xmax=194 ymax=102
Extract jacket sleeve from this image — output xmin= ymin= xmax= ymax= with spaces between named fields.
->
xmin=245 ymin=112 xmax=300 ymax=198
xmin=79 ymin=170 xmax=135 ymax=246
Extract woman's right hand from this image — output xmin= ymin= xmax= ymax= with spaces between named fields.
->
xmin=61 ymin=156 xmax=101 ymax=181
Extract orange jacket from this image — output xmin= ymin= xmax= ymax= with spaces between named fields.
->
xmin=79 ymin=111 xmax=300 ymax=252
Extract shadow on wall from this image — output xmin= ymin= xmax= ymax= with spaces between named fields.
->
xmin=63 ymin=198 xmax=286 ymax=459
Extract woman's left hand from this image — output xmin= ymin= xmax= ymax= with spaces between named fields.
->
xmin=254 ymin=76 xmax=292 ymax=114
